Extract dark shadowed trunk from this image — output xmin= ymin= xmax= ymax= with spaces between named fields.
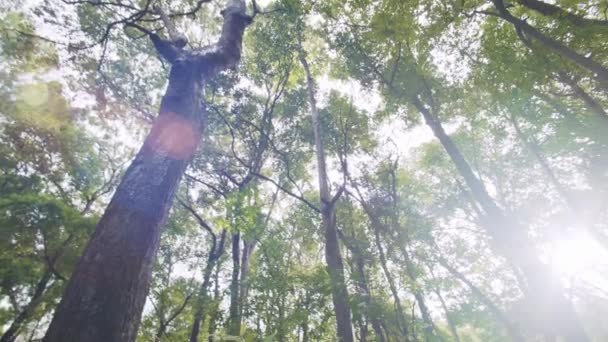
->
xmin=517 ymin=0 xmax=608 ymax=28
xmin=414 ymin=98 xmax=588 ymax=341
xmin=42 ymin=2 xmax=251 ymax=341
xmin=298 ymin=44 xmax=354 ymax=342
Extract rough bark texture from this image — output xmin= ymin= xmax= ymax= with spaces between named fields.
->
xmin=299 ymin=48 xmax=354 ymax=342
xmin=43 ymin=2 xmax=250 ymax=341
xmin=414 ymin=98 xmax=588 ymax=342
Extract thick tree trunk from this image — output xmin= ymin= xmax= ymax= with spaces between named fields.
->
xmin=491 ymin=0 xmax=608 ymax=86
xmin=414 ymin=99 xmax=588 ymax=341
xmin=299 ymin=48 xmax=354 ymax=342
xmin=43 ymin=66 xmax=203 ymax=342
xmin=42 ymin=3 xmax=250 ymax=341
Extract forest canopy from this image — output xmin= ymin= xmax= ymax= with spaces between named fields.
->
xmin=1 ymin=0 xmax=608 ymax=341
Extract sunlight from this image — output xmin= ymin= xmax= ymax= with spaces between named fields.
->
xmin=549 ymin=231 xmax=608 ymax=291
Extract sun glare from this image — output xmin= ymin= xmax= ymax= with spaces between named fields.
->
xmin=549 ymin=232 xmax=608 ymax=292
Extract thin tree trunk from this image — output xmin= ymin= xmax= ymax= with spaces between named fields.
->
xmin=434 ymin=286 xmax=460 ymax=342
xmin=491 ymin=0 xmax=608 ymax=86
xmin=556 ymin=72 xmax=608 ymax=120
xmin=342 ymin=233 xmax=385 ymax=342
xmin=355 ymin=257 xmax=385 ymax=342
xmin=207 ymin=258 xmax=223 ymax=342
xmin=413 ymin=98 xmax=588 ymax=342
xmin=189 ymin=253 xmax=219 ymax=342
xmin=371 ymin=227 xmax=410 ymax=341
xmin=43 ymin=2 xmax=250 ymax=341
xmin=509 ymin=114 xmax=575 ymax=208
xmin=0 ymin=270 xmax=53 ymax=342
xmin=436 ymin=256 xmax=524 ymax=342
xmin=1 ymin=232 xmax=76 ymax=342
xmin=298 ymin=44 xmax=354 ymax=342
xmin=228 ymin=233 xmax=242 ymax=336
xmin=401 ymin=250 xmax=436 ymax=342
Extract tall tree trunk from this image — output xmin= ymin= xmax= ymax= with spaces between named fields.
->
xmin=189 ymin=250 xmax=221 ymax=342
xmin=510 ymin=114 xmax=608 ymax=249
xmin=509 ymin=114 xmax=576 ymax=208
xmin=417 ymin=99 xmax=588 ymax=341
xmin=516 ymin=0 xmax=608 ymax=28
xmin=207 ymin=258 xmax=223 ymax=342
xmin=435 ymin=256 xmax=524 ymax=342
xmin=298 ymin=46 xmax=354 ymax=342
xmin=228 ymin=232 xmax=242 ymax=336
xmin=556 ymin=72 xmax=608 ymax=121
xmin=432 ymin=283 xmax=460 ymax=342
xmin=1 ymin=231 xmax=76 ymax=342
xmin=491 ymin=0 xmax=608 ymax=86
xmin=354 ymin=257 xmax=385 ymax=342
xmin=401 ymin=249 xmax=437 ymax=342
xmin=371 ymin=227 xmax=410 ymax=341
xmin=0 ymin=269 xmax=53 ymax=342
xmin=413 ymin=98 xmax=588 ymax=341
xmin=42 ymin=3 xmax=250 ymax=341
xmin=341 ymin=231 xmax=385 ymax=342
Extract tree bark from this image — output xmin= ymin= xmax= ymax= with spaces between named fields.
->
xmin=517 ymin=0 xmax=608 ymax=28
xmin=42 ymin=2 xmax=251 ymax=341
xmin=298 ymin=46 xmax=354 ymax=342
xmin=491 ymin=0 xmax=608 ymax=86
xmin=414 ymin=98 xmax=588 ymax=341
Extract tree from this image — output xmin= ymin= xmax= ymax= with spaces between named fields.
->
xmin=41 ymin=1 xmax=252 ymax=341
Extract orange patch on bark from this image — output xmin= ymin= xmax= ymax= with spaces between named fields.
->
xmin=146 ymin=113 xmax=200 ymax=160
